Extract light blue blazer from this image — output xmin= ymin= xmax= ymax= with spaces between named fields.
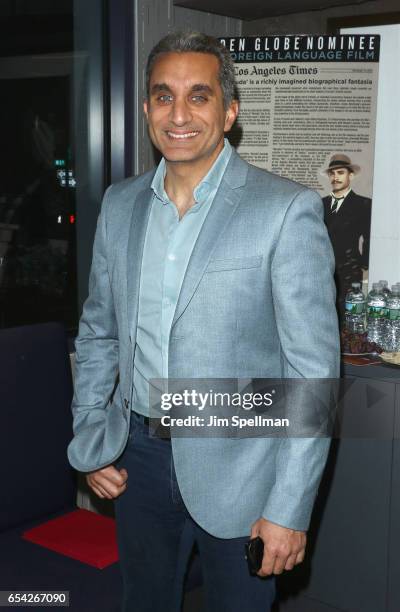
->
xmin=68 ymin=150 xmax=340 ymax=538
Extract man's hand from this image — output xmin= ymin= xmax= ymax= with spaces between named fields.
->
xmin=250 ymin=518 xmax=306 ymax=576
xmin=86 ymin=466 xmax=128 ymax=499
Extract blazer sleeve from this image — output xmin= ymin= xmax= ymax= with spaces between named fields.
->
xmin=70 ymin=185 xmax=120 ymax=436
xmin=262 ymin=188 xmax=340 ymax=531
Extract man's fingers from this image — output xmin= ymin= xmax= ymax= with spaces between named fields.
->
xmin=89 ymin=479 xmax=126 ymax=499
xmin=100 ymin=465 xmax=128 ymax=485
xmin=94 ymin=472 xmax=120 ymax=491
xmin=89 ymin=484 xmax=106 ymax=499
xmin=295 ymin=549 xmax=305 ymax=565
xmin=92 ymin=475 xmax=127 ymax=498
xmin=271 ymin=555 xmax=288 ymax=575
xmin=260 ymin=549 xmax=294 ymax=576
xmin=258 ymin=544 xmax=298 ymax=576
xmin=97 ymin=485 xmax=113 ymax=499
xmin=86 ymin=477 xmax=112 ymax=499
xmin=270 ymin=544 xmax=292 ymax=575
xmin=284 ymin=553 xmax=298 ymax=571
xmin=257 ymin=546 xmax=275 ymax=577
xmin=86 ymin=466 xmax=128 ymax=499
xmin=251 ymin=518 xmax=307 ymax=577
xmin=119 ymin=468 xmax=128 ymax=482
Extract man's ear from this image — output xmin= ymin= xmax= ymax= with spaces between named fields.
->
xmin=349 ymin=171 xmax=354 ymax=183
xmin=143 ymin=99 xmax=149 ymax=121
xmin=224 ymin=100 xmax=239 ymax=133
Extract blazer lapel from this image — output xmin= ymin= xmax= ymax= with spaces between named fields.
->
xmin=171 ymin=151 xmax=249 ymax=328
xmin=126 ymin=185 xmax=153 ymax=339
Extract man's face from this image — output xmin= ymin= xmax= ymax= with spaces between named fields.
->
xmin=144 ymin=52 xmax=238 ymax=168
xmin=328 ymin=167 xmax=353 ymax=196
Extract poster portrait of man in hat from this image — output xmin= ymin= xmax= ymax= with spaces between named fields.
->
xmin=322 ymin=153 xmax=372 ymax=320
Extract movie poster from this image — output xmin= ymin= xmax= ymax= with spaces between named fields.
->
xmin=220 ymin=35 xmax=380 ymax=314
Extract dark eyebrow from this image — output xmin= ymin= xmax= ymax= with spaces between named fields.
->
xmin=191 ymin=84 xmax=213 ymax=95
xmin=150 ymin=83 xmax=214 ymax=96
xmin=150 ymin=83 xmax=172 ymax=95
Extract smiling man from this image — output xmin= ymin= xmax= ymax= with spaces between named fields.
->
xmin=68 ymin=32 xmax=339 ymax=612
xmin=143 ymin=49 xmax=237 ymax=218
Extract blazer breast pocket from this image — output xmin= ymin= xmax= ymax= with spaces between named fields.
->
xmin=205 ymin=255 xmax=263 ymax=274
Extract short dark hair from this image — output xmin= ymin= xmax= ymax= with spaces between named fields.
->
xmin=146 ymin=31 xmax=237 ymax=109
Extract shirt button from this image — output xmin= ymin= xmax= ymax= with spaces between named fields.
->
xmin=167 ymin=253 xmax=176 ymax=261
xmin=163 ymin=297 xmax=171 ymax=307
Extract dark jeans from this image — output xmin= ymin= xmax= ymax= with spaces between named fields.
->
xmin=114 ymin=411 xmax=276 ymax=612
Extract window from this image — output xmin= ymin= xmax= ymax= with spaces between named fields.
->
xmin=0 ymin=0 xmax=109 ymax=333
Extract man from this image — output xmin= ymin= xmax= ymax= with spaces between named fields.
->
xmin=68 ymin=32 xmax=339 ymax=612
xmin=322 ymin=154 xmax=372 ymax=318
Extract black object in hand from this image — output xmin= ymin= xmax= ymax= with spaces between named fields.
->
xmin=245 ymin=536 xmax=264 ymax=575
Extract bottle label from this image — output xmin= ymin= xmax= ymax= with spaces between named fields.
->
xmin=389 ymin=308 xmax=400 ymax=321
xmin=368 ymin=306 xmax=388 ymax=318
xmin=345 ymin=301 xmax=365 ymax=314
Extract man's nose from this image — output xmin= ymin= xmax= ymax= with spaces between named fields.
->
xmin=169 ymin=97 xmax=192 ymax=125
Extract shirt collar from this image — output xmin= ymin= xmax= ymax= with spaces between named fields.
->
xmin=330 ymin=187 xmax=352 ymax=200
xmin=151 ymin=138 xmax=232 ymax=206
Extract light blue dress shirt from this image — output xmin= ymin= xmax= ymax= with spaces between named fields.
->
xmin=132 ymin=139 xmax=232 ymax=415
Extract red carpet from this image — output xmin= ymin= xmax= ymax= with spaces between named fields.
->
xmin=22 ymin=509 xmax=119 ymax=569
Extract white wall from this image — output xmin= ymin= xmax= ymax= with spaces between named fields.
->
xmin=344 ymin=25 xmax=400 ymax=288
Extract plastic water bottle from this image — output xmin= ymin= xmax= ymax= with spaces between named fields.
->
xmin=345 ymin=282 xmax=366 ymax=333
xmin=379 ymin=280 xmax=391 ymax=298
xmin=367 ymin=283 xmax=387 ymax=346
xmin=379 ymin=281 xmax=392 ymax=341
xmin=385 ymin=285 xmax=400 ymax=351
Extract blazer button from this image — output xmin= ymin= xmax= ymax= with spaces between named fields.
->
xmin=124 ymin=398 xmax=130 ymax=410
